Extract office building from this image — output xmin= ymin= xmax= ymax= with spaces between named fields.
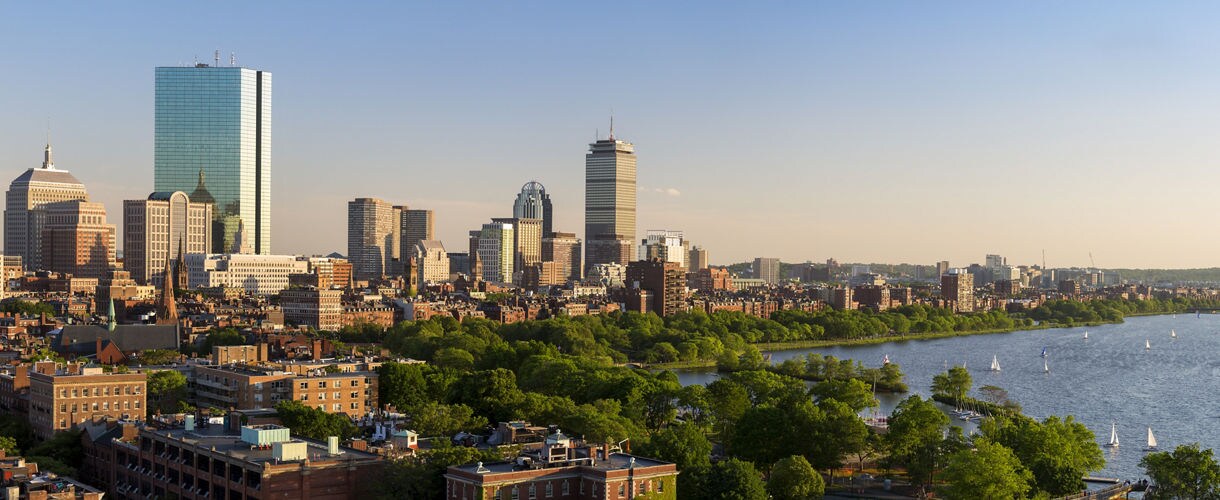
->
xmin=639 ymin=230 xmax=687 ymax=270
xmin=692 ymin=267 xmax=731 ymax=291
xmin=542 ymin=232 xmax=582 ymax=283
xmin=27 ymin=362 xmax=146 ymax=439
xmin=193 ymin=364 xmax=377 ymax=418
xmin=347 ymin=198 xmax=399 ymax=281
xmin=493 ymin=217 xmax=542 ymax=280
xmin=39 ymin=200 xmax=116 ymax=279
xmin=400 ymin=209 xmax=434 ymax=257
xmin=282 ymin=287 xmax=343 ymax=331
xmin=185 ymin=254 xmax=308 ymax=295
xmin=414 ymin=240 xmax=449 ymax=283
xmin=123 ymin=191 xmax=212 ymax=286
xmin=154 ymin=63 xmax=272 ymax=254
xmin=447 ymin=252 xmax=469 ymax=279
xmin=513 ymin=181 xmax=553 ymax=237
xmin=936 ymin=260 xmax=951 ymax=277
xmin=625 ymin=260 xmax=685 ymax=316
xmin=478 ymin=222 xmax=514 ymax=284
xmin=5 ymin=144 xmax=90 ymax=271
xmin=688 ymin=245 xmax=708 ymax=271
xmin=754 ymin=257 xmax=780 ymax=284
xmin=584 ymin=129 xmax=637 ymax=269
xmin=941 ymin=269 xmax=975 ymax=313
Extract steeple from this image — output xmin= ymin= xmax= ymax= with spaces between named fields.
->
xmin=175 ymin=235 xmax=189 ymax=290
xmin=106 ymin=298 xmax=117 ymax=332
xmin=42 ymin=143 xmax=54 ymax=170
xmin=157 ymin=257 xmax=178 ymax=325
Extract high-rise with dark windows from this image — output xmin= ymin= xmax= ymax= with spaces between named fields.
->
xmin=584 ymin=129 xmax=636 ymax=270
xmin=154 ymin=63 xmax=271 ymax=254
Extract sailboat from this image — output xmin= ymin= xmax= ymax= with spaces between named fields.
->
xmin=882 ymin=354 xmax=890 ymax=365
xmin=1105 ymin=422 xmax=1120 ymax=448
xmin=1040 ymin=346 xmax=1048 ymax=358
xmin=1144 ymin=427 xmax=1158 ymax=452
xmin=990 ymin=355 xmax=1001 ymax=372
xmin=1043 ymin=357 xmax=1049 ymax=373
xmin=1171 ymin=329 xmax=1177 ymax=339
xmin=1084 ymin=331 xmax=1089 ymax=340
xmin=1146 ymin=339 xmax=1151 ymax=350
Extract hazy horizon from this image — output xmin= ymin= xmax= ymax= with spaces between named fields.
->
xmin=4 ymin=3 xmax=1220 ymax=268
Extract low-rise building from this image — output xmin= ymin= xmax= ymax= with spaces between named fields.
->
xmin=185 ymin=254 xmax=310 ymax=295
xmin=281 ymin=287 xmax=343 ymax=331
xmin=27 ymin=362 xmax=147 ymax=439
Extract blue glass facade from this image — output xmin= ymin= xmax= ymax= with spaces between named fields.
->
xmin=154 ymin=65 xmax=271 ymax=254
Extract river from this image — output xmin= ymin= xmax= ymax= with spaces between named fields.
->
xmin=671 ymin=314 xmax=1220 ymax=481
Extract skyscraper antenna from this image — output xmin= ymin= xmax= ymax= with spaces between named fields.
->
xmin=230 ymin=52 xmax=236 ymax=66
xmin=214 ymin=50 xmax=220 ymax=67
xmin=609 ymin=113 xmax=615 ymax=140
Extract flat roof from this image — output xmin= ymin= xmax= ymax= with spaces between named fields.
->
xmin=450 ymin=452 xmax=670 ymax=475
xmin=147 ymin=425 xmax=380 ymax=465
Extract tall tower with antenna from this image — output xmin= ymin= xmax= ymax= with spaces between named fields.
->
xmin=584 ymin=116 xmax=636 ymax=270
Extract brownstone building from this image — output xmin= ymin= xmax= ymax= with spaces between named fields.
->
xmin=83 ymin=421 xmax=383 ymax=500
xmin=625 ymin=259 xmax=685 ymax=317
xmin=27 ymin=362 xmax=146 ymax=439
xmin=192 ymin=365 xmax=377 ymax=419
xmin=281 ymin=287 xmax=343 ymax=331
xmin=691 ymin=267 xmax=731 ymax=292
xmin=40 ymin=200 xmax=116 ymax=278
xmin=340 ymin=305 xmax=394 ymax=329
xmin=542 ymin=232 xmax=582 ymax=283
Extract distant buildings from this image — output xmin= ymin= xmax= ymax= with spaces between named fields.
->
xmin=40 ymin=200 xmax=116 ymax=279
xmin=493 ymin=217 xmax=542 ymax=281
xmin=154 ymin=63 xmax=272 ymax=254
xmin=478 ymin=222 xmax=515 ymax=283
xmin=347 ymin=198 xmax=400 ymax=281
xmin=185 ymin=254 xmax=308 ymax=295
xmin=5 ymin=144 xmax=90 ymax=272
xmin=625 ymin=260 xmax=685 ymax=316
xmin=692 ymin=267 xmax=732 ymax=292
xmin=282 ymin=287 xmax=343 ymax=330
xmin=639 ymin=230 xmax=687 ymax=270
xmin=584 ymin=131 xmax=637 ymax=270
xmin=687 ymin=245 xmax=708 ymax=271
xmin=414 ymin=240 xmax=449 ymax=284
xmin=400 ymin=208 xmax=434 ymax=258
xmin=513 ymin=181 xmax=553 ymax=238
xmin=754 ymin=257 xmax=780 ymax=284
xmin=123 ymin=191 xmax=212 ymax=286
xmin=941 ymin=269 xmax=975 ymax=313
xmin=542 ymin=232 xmax=582 ymax=283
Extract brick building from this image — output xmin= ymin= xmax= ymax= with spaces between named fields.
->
xmin=281 ymin=287 xmax=343 ymax=331
xmin=445 ymin=431 xmax=676 ymax=500
xmin=192 ymin=365 xmax=377 ymax=419
xmin=27 ymin=362 xmax=147 ymax=439
xmin=82 ymin=420 xmax=383 ymax=500
xmin=624 ymin=259 xmax=685 ymax=317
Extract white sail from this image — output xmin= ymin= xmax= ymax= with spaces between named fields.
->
xmin=1107 ymin=422 xmax=1120 ymax=447
xmin=1147 ymin=427 xmax=1157 ymax=449
xmin=1146 ymin=339 xmax=1151 ymax=350
xmin=1171 ymin=329 xmax=1177 ymax=339
xmin=1043 ymin=357 xmax=1049 ymax=373
xmin=1084 ymin=331 xmax=1089 ymax=340
xmin=991 ymin=355 xmax=1001 ymax=371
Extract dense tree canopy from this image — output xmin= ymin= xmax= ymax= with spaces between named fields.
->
xmin=980 ymin=414 xmax=1105 ymax=496
xmin=274 ymin=401 xmax=358 ymax=440
xmin=768 ymin=455 xmax=825 ymax=500
xmin=146 ymin=369 xmax=189 ymax=416
xmin=939 ymin=439 xmax=1032 ymax=500
xmin=1141 ymin=443 xmax=1220 ymax=500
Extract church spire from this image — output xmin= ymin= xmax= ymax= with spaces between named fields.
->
xmin=157 ymin=256 xmax=178 ymax=325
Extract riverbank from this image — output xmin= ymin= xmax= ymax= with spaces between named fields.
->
xmin=647 ymin=318 xmax=1131 ymax=371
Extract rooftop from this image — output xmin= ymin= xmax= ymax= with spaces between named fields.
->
xmin=450 ymin=452 xmax=669 ymax=475
xmin=147 ymin=424 xmax=380 ymax=465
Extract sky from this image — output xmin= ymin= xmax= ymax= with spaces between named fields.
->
xmin=3 ymin=2 xmax=1220 ymax=269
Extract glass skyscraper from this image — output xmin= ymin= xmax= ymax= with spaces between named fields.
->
xmin=154 ymin=64 xmax=271 ymax=254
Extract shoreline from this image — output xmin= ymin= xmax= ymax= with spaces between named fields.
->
xmin=646 ymin=313 xmax=1189 ymax=371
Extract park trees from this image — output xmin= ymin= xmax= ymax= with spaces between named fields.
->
xmin=981 ymin=414 xmax=1104 ymax=496
xmin=1141 ymin=443 xmax=1220 ymax=500
xmin=146 ymin=370 xmax=189 ymax=416
xmin=768 ymin=455 xmax=825 ymax=500
xmin=939 ymin=439 xmax=1032 ymax=500
xmin=885 ymin=395 xmax=951 ymax=487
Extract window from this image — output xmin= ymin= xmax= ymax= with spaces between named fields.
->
xmin=350 ymin=380 xmax=359 ymax=387
xmin=319 ymin=381 xmax=327 ymax=389
xmin=300 ymin=394 xmax=308 ymax=401
xmin=528 ymin=483 xmax=536 ymax=500
xmin=545 ymin=483 xmax=553 ymax=497
xmin=657 ymin=479 xmax=664 ymax=492
xmin=511 ymin=486 xmax=519 ymax=500
xmin=299 ymin=382 xmax=308 ymax=389
xmin=333 ymin=403 xmax=341 ymax=412
xmin=618 ymin=484 xmax=625 ymax=496
xmin=350 ymin=402 xmax=358 ymax=410
xmin=350 ymin=392 xmax=359 ymax=398
xmin=561 ymin=482 xmax=569 ymax=496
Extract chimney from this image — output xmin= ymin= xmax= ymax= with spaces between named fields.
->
xmin=96 ymin=337 xmax=103 ymax=358
xmin=311 ymin=340 xmax=322 ymax=361
xmin=185 ymin=415 xmax=195 ymax=432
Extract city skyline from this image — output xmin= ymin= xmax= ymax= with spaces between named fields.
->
xmin=7 ymin=3 xmax=1220 ymax=268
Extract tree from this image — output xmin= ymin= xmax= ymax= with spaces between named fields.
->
xmin=931 ymin=367 xmax=971 ymax=402
xmin=981 ymin=414 xmax=1104 ymax=496
xmin=810 ymin=378 xmax=877 ymax=413
xmin=27 ymin=430 xmax=84 ymax=473
xmin=634 ymin=422 xmax=711 ymax=471
xmin=768 ymin=455 xmax=825 ymax=500
xmin=137 ymin=349 xmax=180 ymax=365
xmin=0 ymin=435 xmax=17 ymax=455
xmin=410 ymin=402 xmax=486 ymax=437
xmin=374 ymin=441 xmax=504 ymax=499
xmin=377 ymin=362 xmax=429 ymax=414
xmin=146 ymin=370 xmax=188 ymax=416
xmin=274 ymin=401 xmax=357 ymax=440
xmin=939 ymin=439 xmax=1032 ymax=500
xmin=1141 ymin=443 xmax=1220 ymax=500
xmin=199 ymin=328 xmax=246 ymax=354
xmin=682 ymin=458 xmax=767 ymax=500
xmin=885 ymin=395 xmax=950 ymax=487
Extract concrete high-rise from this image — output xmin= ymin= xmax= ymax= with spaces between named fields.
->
xmin=40 ymin=201 xmax=116 ymax=279
xmin=5 ymin=144 xmax=90 ymax=271
xmin=584 ymin=128 xmax=636 ymax=270
xmin=400 ymin=209 xmax=434 ymax=258
xmin=154 ymin=63 xmax=271 ymax=254
xmin=941 ymin=269 xmax=975 ymax=313
xmin=688 ymin=246 xmax=709 ymax=271
xmin=754 ymin=257 xmax=780 ymax=284
xmin=478 ymin=222 xmax=514 ymax=283
xmin=513 ymin=181 xmax=553 ymax=237
xmin=414 ymin=240 xmax=449 ymax=284
xmin=640 ymin=230 xmax=688 ymax=270
xmin=347 ymin=198 xmax=398 ymax=281
xmin=123 ymin=191 xmax=213 ymax=286
xmin=493 ymin=217 xmax=542 ymax=282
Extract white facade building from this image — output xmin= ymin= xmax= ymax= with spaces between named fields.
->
xmin=185 ymin=253 xmax=308 ymax=295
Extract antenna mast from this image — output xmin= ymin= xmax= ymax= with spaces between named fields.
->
xmin=214 ymin=50 xmax=220 ymax=67
xmin=230 ymin=52 xmax=236 ymax=66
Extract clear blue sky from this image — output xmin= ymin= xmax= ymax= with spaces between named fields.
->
xmin=4 ymin=2 xmax=1220 ymax=268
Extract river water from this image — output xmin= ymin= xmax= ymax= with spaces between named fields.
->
xmin=672 ymin=314 xmax=1220 ymax=481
